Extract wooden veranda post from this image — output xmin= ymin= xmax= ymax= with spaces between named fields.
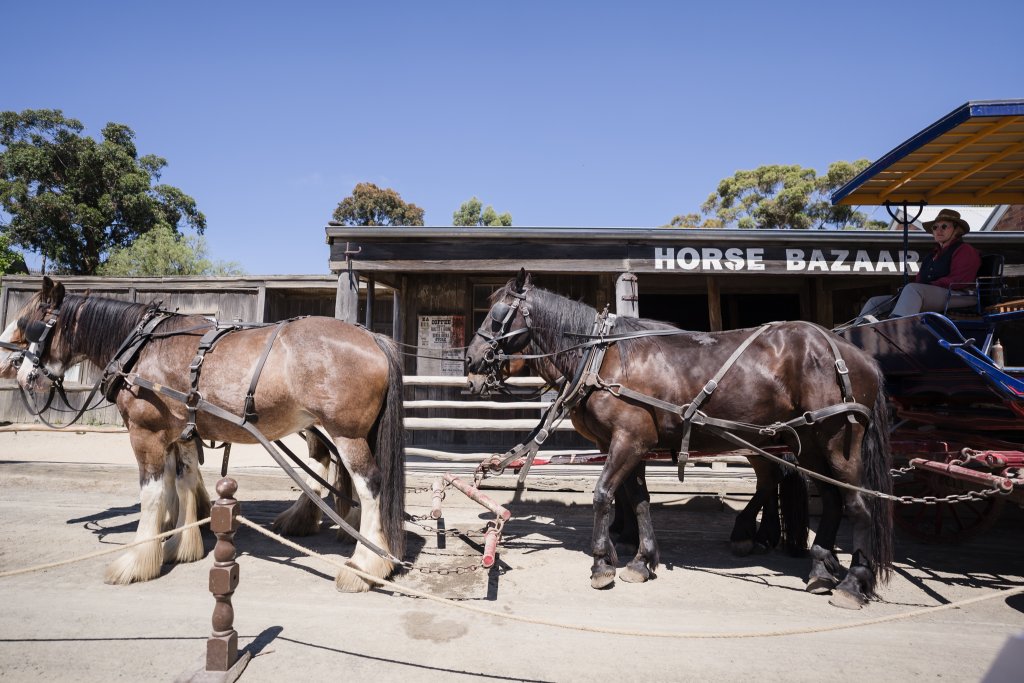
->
xmin=615 ymin=272 xmax=639 ymax=318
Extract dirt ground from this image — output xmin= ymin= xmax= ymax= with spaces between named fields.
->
xmin=1 ymin=428 xmax=1023 ymax=682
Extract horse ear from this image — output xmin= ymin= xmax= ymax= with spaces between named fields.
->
xmin=41 ymin=276 xmax=54 ymax=297
xmin=514 ymin=268 xmax=528 ymax=292
xmin=51 ymin=282 xmax=66 ymax=307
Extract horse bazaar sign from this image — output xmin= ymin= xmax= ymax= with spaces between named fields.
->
xmin=651 ymin=247 xmax=921 ymax=273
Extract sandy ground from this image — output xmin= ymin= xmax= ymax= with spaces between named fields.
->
xmin=1 ymin=428 xmax=1023 ymax=682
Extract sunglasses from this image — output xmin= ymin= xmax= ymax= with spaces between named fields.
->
xmin=932 ymin=222 xmax=954 ymax=230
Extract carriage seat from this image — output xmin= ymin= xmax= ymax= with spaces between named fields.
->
xmin=942 ymin=253 xmax=1005 ymax=317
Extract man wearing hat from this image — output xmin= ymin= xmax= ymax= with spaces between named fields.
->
xmin=858 ymin=208 xmax=982 ymax=319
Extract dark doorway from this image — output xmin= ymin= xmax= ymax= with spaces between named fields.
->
xmin=722 ymin=293 xmax=801 ymax=329
xmin=640 ymin=294 xmax=710 ymax=331
xmin=640 ymin=292 xmax=802 ymax=331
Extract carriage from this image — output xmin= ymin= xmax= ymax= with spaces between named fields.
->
xmin=830 ymin=99 xmax=1024 ymax=542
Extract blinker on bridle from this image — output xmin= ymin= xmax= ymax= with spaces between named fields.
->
xmin=19 ymin=311 xmax=63 ymax=383
xmin=472 ymin=288 xmax=532 ymax=390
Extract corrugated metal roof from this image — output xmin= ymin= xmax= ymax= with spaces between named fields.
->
xmin=832 ymin=100 xmax=1024 ymax=206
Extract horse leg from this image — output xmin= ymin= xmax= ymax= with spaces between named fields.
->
xmin=105 ymin=432 xmax=173 ymax=585
xmin=590 ymin=437 xmax=640 ymax=589
xmin=272 ymin=430 xmax=334 ymax=536
xmin=332 ymin=435 xmax=396 ymax=593
xmin=731 ymin=456 xmax=776 ymax=556
xmin=610 ymin=472 xmax=640 ymax=557
xmin=332 ymin=464 xmax=361 ymax=543
xmin=618 ymin=461 xmax=660 ymax=584
xmin=162 ymin=440 xmax=205 ymax=565
xmin=806 ymin=481 xmax=843 ymax=595
xmin=829 ymin=491 xmax=876 ymax=610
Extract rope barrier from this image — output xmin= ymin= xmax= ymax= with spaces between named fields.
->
xmin=2 ymin=511 xmax=1020 ymax=638
xmin=0 ymin=518 xmax=210 ymax=579
xmin=235 ymin=516 xmax=1024 ymax=640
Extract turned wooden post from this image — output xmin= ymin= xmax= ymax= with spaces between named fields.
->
xmin=206 ymin=478 xmax=248 ymax=675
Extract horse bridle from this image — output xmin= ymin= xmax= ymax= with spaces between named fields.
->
xmin=13 ymin=309 xmax=64 ymax=384
xmin=472 ymin=287 xmax=533 ymax=390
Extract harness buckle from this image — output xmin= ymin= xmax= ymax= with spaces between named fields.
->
xmin=835 ymin=359 xmax=849 ymax=375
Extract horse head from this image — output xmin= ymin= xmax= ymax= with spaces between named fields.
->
xmin=465 ymin=268 xmax=534 ymax=396
xmin=14 ymin=277 xmax=76 ymax=393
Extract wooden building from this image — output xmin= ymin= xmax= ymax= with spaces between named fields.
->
xmin=326 ymin=225 xmax=1024 ymax=359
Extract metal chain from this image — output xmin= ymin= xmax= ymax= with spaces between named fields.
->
xmin=890 ymin=467 xmax=1014 ymax=505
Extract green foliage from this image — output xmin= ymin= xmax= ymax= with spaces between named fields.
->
xmin=0 ymin=109 xmax=206 ymax=275
xmin=98 ymin=226 xmax=243 ymax=277
xmin=331 ymin=182 xmax=425 ymax=226
xmin=667 ymin=161 xmax=887 ymax=230
xmin=0 ymin=232 xmax=27 ymax=275
xmin=453 ymin=196 xmax=513 ymax=227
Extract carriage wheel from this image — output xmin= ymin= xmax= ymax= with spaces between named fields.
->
xmin=893 ymin=470 xmax=1006 ymax=544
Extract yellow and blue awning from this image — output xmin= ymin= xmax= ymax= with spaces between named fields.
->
xmin=832 ymin=100 xmax=1024 ymax=206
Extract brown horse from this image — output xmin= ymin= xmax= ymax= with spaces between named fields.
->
xmin=11 ymin=278 xmax=405 ymax=591
xmin=466 ymin=270 xmax=893 ymax=608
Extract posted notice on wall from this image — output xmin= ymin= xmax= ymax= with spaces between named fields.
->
xmin=417 ymin=315 xmax=465 ymax=376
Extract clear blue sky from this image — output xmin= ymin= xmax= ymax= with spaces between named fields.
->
xmin=4 ymin=1 xmax=1023 ymax=275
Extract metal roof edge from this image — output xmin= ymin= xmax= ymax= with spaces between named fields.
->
xmin=326 ymin=225 xmax=1024 ymax=243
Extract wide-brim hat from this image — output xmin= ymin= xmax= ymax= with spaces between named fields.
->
xmin=922 ymin=208 xmax=971 ymax=234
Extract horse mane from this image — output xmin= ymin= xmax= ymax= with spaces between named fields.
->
xmin=56 ymin=295 xmax=159 ymax=362
xmin=497 ymin=279 xmax=680 ymax=378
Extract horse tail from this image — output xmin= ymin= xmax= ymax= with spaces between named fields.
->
xmin=370 ymin=333 xmax=407 ymax=561
xmin=862 ymin=375 xmax=894 ymax=585
xmin=777 ymin=460 xmax=809 ymax=556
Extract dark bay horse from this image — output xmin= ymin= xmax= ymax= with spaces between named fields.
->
xmin=466 ymin=271 xmax=893 ymax=608
xmin=11 ymin=278 xmax=405 ymax=591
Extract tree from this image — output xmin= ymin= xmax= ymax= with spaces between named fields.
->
xmin=0 ymin=232 xmax=27 ymax=275
xmin=667 ymin=161 xmax=886 ymax=230
xmin=331 ymin=182 xmax=425 ymax=226
xmin=453 ymin=196 xmax=512 ymax=227
xmin=0 ymin=109 xmax=206 ymax=274
xmin=97 ymin=226 xmax=243 ymax=277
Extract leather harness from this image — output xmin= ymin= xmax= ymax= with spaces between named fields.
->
xmin=476 ymin=296 xmax=873 ymax=486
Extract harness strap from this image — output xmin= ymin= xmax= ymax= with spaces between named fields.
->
xmin=101 ymin=310 xmax=174 ymax=401
xmin=180 ymin=325 xmax=238 ymax=462
xmin=122 ymin=372 xmax=405 ymax=567
xmin=243 ymin=322 xmax=284 ymax=423
xmin=798 ymin=321 xmax=860 ymax=424
xmin=478 ymin=310 xmax=615 ymax=485
xmin=678 ymin=323 xmax=774 ymax=478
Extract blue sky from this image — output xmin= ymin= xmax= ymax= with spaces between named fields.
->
xmin=4 ymin=1 xmax=1022 ymax=275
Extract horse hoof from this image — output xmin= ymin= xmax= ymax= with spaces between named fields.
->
xmin=619 ymin=565 xmax=650 ymax=584
xmin=829 ymin=588 xmax=866 ymax=610
xmin=590 ymin=571 xmax=616 ymax=590
xmin=805 ymin=576 xmax=836 ymax=595
xmin=335 ymin=562 xmax=375 ymax=593
xmin=730 ymin=540 xmax=754 ymax=557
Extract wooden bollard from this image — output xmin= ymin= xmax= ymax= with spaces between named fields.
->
xmin=430 ymin=478 xmax=444 ymax=520
xmin=188 ymin=477 xmax=251 ymax=682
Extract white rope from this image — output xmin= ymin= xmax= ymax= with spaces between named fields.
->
xmin=236 ymin=515 xmax=1024 ymax=640
xmin=0 ymin=518 xmax=210 ymax=579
